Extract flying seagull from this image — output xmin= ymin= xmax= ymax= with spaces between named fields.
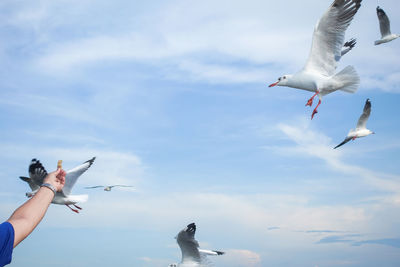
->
xmin=375 ymin=6 xmax=399 ymax=45
xmin=20 ymin=157 xmax=95 ymax=213
xmin=169 ymin=223 xmax=225 ymax=267
xmin=334 ymin=99 xmax=374 ymax=149
xmin=269 ymin=0 xmax=362 ymax=119
xmin=84 ymin=185 xmax=134 ymax=191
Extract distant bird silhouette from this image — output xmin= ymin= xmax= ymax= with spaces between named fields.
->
xmin=20 ymin=157 xmax=95 ymax=213
xmin=334 ymin=99 xmax=374 ymax=149
xmin=84 ymin=185 xmax=134 ymax=191
xmin=375 ymin=6 xmax=399 ymax=45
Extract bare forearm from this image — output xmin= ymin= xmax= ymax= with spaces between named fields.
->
xmin=7 ymin=186 xmax=54 ymax=247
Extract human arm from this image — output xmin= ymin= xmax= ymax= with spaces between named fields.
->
xmin=7 ymin=168 xmax=66 ymax=248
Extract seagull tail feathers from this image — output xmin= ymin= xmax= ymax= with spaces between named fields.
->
xmin=334 ymin=65 xmax=360 ymax=94
xmin=19 ymin=176 xmax=30 ymax=183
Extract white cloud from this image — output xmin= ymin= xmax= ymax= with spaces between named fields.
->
xmin=139 ymin=256 xmax=172 ymax=267
xmin=173 ymin=60 xmax=269 ymax=84
xmin=0 ymin=92 xmax=103 ymax=126
xmin=215 ymin=249 xmax=262 ymax=267
xmin=274 ymin=119 xmax=400 ymax=195
xmin=2 ymin=0 xmax=397 ymax=90
xmin=39 ymin=191 xmax=368 ymax=238
xmin=0 ymin=143 xmax=145 ymax=187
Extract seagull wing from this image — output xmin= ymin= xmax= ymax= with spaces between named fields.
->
xmin=198 ymin=249 xmax=225 ymax=256
xmin=334 ymin=136 xmax=353 ymax=149
xmin=110 ymin=185 xmax=134 ymax=188
xmin=303 ymin=0 xmax=362 ymax=76
xmin=377 ymin=6 xmax=391 ymax=38
xmin=28 ymin=159 xmax=48 ymax=186
xmin=63 ymin=157 xmax=96 ymax=196
xmin=356 ymin=98 xmax=371 ymax=129
xmin=176 ymin=223 xmax=201 ymax=263
xmin=19 ymin=176 xmax=39 ymax=191
xmin=84 ymin=185 xmax=104 ymax=189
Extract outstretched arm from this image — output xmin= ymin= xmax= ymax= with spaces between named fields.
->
xmin=7 ymin=168 xmax=66 ymax=247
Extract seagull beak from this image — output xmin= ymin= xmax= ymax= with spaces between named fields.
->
xmin=268 ymin=81 xmax=278 ymax=87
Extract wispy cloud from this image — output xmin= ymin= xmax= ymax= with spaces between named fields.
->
xmin=274 ymin=119 xmax=400 ymax=196
xmin=2 ymin=0 xmax=399 ymax=92
xmin=317 ymin=234 xmax=400 ymax=249
xmin=353 ymin=238 xmax=400 ymax=248
xmin=317 ymin=234 xmax=361 ymax=244
xmin=0 ymin=143 xmax=145 ymax=187
xmin=215 ymin=249 xmax=262 ymax=267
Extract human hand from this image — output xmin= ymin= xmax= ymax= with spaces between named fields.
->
xmin=43 ymin=168 xmax=66 ymax=192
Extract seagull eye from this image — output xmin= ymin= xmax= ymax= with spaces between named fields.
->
xmin=278 ymin=77 xmax=281 ymax=81
xmin=283 ymin=76 xmax=286 ymax=79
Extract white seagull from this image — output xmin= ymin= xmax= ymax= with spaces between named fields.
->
xmin=170 ymin=223 xmax=225 ymax=267
xmin=84 ymin=185 xmax=134 ymax=191
xmin=375 ymin=6 xmax=399 ymax=45
xmin=20 ymin=157 xmax=95 ymax=213
xmin=269 ymin=0 xmax=362 ymax=119
xmin=334 ymin=99 xmax=374 ymax=149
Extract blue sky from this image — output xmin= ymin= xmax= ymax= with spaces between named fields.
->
xmin=1 ymin=0 xmax=400 ymax=266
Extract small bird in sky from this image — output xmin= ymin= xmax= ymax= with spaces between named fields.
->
xmin=84 ymin=185 xmax=134 ymax=191
xmin=269 ymin=0 xmax=362 ymax=119
xmin=169 ymin=223 xmax=225 ymax=267
xmin=334 ymin=99 xmax=374 ymax=149
xmin=375 ymin=6 xmax=399 ymax=45
xmin=20 ymin=157 xmax=95 ymax=213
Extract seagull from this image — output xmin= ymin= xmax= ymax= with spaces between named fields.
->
xmin=334 ymin=99 xmax=374 ymax=149
xmin=375 ymin=6 xmax=399 ymax=45
xmin=269 ymin=0 xmax=362 ymax=119
xmin=84 ymin=185 xmax=134 ymax=191
xmin=340 ymin=38 xmax=357 ymax=57
xmin=170 ymin=223 xmax=225 ymax=267
xmin=19 ymin=157 xmax=95 ymax=213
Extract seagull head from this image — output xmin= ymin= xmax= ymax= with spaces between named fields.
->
xmin=269 ymin=75 xmax=292 ymax=87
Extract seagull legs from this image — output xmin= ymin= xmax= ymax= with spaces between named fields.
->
xmin=66 ymin=204 xmax=80 ymax=213
xmin=306 ymin=90 xmax=319 ymax=106
xmin=311 ymin=100 xmax=321 ymax=120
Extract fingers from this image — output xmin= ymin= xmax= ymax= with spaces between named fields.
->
xmin=55 ymin=169 xmax=66 ymax=177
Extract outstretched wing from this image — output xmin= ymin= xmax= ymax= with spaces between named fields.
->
xmin=356 ymin=99 xmax=371 ymax=129
xmin=199 ymin=249 xmax=225 ymax=256
xmin=84 ymin=185 xmax=104 ymax=189
xmin=334 ymin=136 xmax=352 ymax=149
xmin=304 ymin=0 xmax=362 ymax=76
xmin=28 ymin=159 xmax=48 ymax=186
xmin=110 ymin=185 xmax=134 ymax=188
xmin=63 ymin=157 xmax=96 ymax=196
xmin=176 ymin=223 xmax=201 ymax=263
xmin=19 ymin=176 xmax=40 ymax=191
xmin=377 ymin=6 xmax=391 ymax=38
